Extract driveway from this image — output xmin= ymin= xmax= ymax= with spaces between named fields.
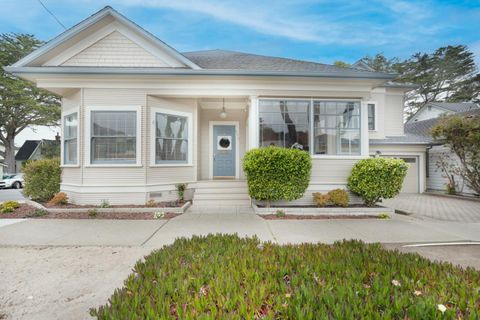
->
xmin=1 ymin=214 xmax=480 ymax=319
xmin=0 ymin=189 xmax=26 ymax=202
xmin=383 ymin=193 xmax=480 ymax=222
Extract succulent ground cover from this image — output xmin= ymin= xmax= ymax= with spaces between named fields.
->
xmin=92 ymin=235 xmax=480 ymax=319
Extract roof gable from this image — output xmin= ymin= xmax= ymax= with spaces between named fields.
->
xmin=12 ymin=6 xmax=200 ymax=69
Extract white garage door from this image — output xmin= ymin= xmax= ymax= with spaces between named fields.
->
xmin=384 ymin=156 xmax=419 ymax=193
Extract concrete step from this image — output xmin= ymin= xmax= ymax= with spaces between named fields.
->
xmin=193 ymin=199 xmax=252 ymax=206
xmin=194 ymin=187 xmax=249 ymax=195
xmin=194 ymin=193 xmax=250 ymax=200
xmin=195 ymin=180 xmax=247 ymax=189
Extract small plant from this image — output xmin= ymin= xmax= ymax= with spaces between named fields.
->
xmin=378 ymin=213 xmax=390 ymax=219
xmin=27 ymin=208 xmax=48 ymax=218
xmin=88 ymin=208 xmax=98 ymax=218
xmin=275 ymin=209 xmax=286 ymax=217
xmin=48 ymin=192 xmax=69 ymax=206
xmin=99 ymin=200 xmax=110 ymax=208
xmin=0 ymin=201 xmax=20 ymax=213
xmin=176 ymin=183 xmax=187 ymax=201
xmin=145 ymin=199 xmax=157 ymax=207
xmin=312 ymin=192 xmax=330 ymax=207
xmin=153 ymin=211 xmax=165 ymax=219
xmin=446 ymin=182 xmax=457 ymax=195
xmin=327 ymin=189 xmax=349 ymax=207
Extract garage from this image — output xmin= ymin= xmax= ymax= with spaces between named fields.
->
xmin=384 ymin=156 xmax=419 ymax=193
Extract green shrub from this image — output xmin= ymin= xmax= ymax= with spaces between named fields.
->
xmin=145 ymin=199 xmax=157 ymax=207
xmin=275 ymin=209 xmax=285 ymax=217
xmin=99 ymin=200 xmax=110 ymax=208
xmin=23 ymin=158 xmax=61 ymax=202
xmin=27 ymin=208 xmax=48 ymax=218
xmin=347 ymin=158 xmax=408 ymax=206
xmin=88 ymin=208 xmax=98 ymax=218
xmin=0 ymin=200 xmax=20 ymax=213
xmin=176 ymin=183 xmax=187 ymax=201
xmin=327 ymin=189 xmax=349 ymax=207
xmin=243 ymin=147 xmax=312 ymax=207
xmin=312 ymin=192 xmax=330 ymax=207
xmin=91 ymin=235 xmax=480 ymax=319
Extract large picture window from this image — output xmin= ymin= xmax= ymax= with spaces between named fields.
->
xmin=63 ymin=112 xmax=78 ymax=165
xmin=155 ymin=112 xmax=188 ymax=163
xmin=258 ymin=99 xmax=362 ymax=155
xmin=259 ymin=100 xmax=310 ymax=150
xmin=91 ymin=111 xmax=137 ymax=164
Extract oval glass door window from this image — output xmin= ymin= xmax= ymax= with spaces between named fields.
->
xmin=217 ymin=136 xmax=232 ymax=150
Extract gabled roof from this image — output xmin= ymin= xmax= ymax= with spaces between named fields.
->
xmin=15 ymin=140 xmax=41 ymax=161
xmin=11 ymin=6 xmax=200 ymax=69
xmin=428 ymin=102 xmax=479 ymax=113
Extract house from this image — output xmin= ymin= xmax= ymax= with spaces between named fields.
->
xmin=4 ymin=6 xmax=429 ymax=205
xmin=407 ymin=102 xmax=479 ymax=123
xmin=0 ymin=143 xmax=5 ymax=177
xmin=405 ymin=107 xmax=480 ymax=195
xmin=15 ymin=139 xmax=60 ymax=173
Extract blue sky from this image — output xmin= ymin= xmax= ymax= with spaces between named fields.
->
xmin=2 ymin=0 xmax=480 ymax=66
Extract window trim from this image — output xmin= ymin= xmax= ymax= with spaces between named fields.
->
xmin=366 ymin=101 xmax=377 ymax=132
xmin=150 ymin=107 xmax=193 ymax=167
xmin=61 ymin=108 xmax=80 ymax=167
xmin=85 ymin=105 xmax=142 ymax=167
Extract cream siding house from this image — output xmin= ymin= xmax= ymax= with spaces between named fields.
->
xmin=5 ymin=6 xmax=428 ymax=205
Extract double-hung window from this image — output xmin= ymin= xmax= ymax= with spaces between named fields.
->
xmin=367 ymin=102 xmax=376 ymax=131
xmin=63 ymin=112 xmax=78 ymax=165
xmin=91 ymin=111 xmax=137 ymax=164
xmin=154 ymin=112 xmax=189 ymax=164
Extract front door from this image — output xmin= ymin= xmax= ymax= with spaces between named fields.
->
xmin=213 ymin=125 xmax=236 ymax=178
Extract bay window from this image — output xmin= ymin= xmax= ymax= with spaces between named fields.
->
xmin=91 ymin=111 xmax=137 ymax=164
xmin=63 ymin=112 xmax=78 ymax=165
xmin=258 ymin=99 xmax=362 ymax=156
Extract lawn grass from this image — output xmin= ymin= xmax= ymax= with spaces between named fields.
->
xmin=92 ymin=235 xmax=480 ymax=319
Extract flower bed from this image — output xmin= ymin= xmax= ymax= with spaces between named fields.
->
xmin=253 ymin=203 xmax=393 ymax=216
xmin=91 ymin=235 xmax=480 ymax=319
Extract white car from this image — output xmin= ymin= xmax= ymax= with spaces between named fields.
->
xmin=0 ymin=174 xmax=24 ymax=189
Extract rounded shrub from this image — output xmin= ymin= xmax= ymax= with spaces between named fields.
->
xmin=347 ymin=157 xmax=408 ymax=206
xmin=23 ymin=158 xmax=61 ymax=202
xmin=243 ymin=146 xmax=312 ymax=206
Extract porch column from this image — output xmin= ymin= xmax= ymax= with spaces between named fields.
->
xmin=247 ymin=96 xmax=259 ymax=150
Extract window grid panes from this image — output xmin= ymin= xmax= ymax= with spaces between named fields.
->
xmin=259 ymin=100 xmax=310 ymax=151
xmin=155 ymin=113 xmax=188 ymax=163
xmin=63 ymin=113 xmax=78 ymax=165
xmin=91 ymin=111 xmax=136 ymax=164
xmin=368 ymin=103 xmax=376 ymax=130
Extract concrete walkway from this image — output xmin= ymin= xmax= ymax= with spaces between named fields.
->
xmin=384 ymin=193 xmax=480 ymax=222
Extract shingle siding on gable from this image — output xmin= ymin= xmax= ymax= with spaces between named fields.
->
xmin=62 ymin=31 xmax=169 ymax=67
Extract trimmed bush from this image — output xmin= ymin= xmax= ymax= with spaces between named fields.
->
xmin=243 ymin=147 xmax=312 ymax=206
xmin=48 ymin=192 xmax=69 ymax=206
xmin=91 ymin=235 xmax=480 ymax=319
xmin=327 ymin=189 xmax=349 ymax=207
xmin=347 ymin=157 xmax=408 ymax=206
xmin=23 ymin=158 xmax=61 ymax=202
xmin=1 ymin=200 xmax=20 ymax=213
xmin=312 ymin=192 xmax=330 ymax=207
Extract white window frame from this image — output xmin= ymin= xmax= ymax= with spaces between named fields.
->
xmin=257 ymin=97 xmax=369 ymax=160
xmin=150 ymin=107 xmax=193 ymax=167
xmin=61 ymin=107 xmax=80 ymax=167
xmin=367 ymin=101 xmax=378 ymax=131
xmin=85 ymin=105 xmax=142 ymax=167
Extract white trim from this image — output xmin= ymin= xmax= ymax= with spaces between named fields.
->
xmin=84 ymin=105 xmax=142 ymax=167
xmin=247 ymin=96 xmax=259 ymax=150
xmin=60 ymin=107 xmax=80 ymax=167
xmin=360 ymin=101 xmax=369 ymax=156
xmin=366 ymin=101 xmax=378 ymax=132
xmin=61 ymin=181 xmax=196 ymax=193
xmin=311 ymin=155 xmax=368 ymax=160
xmin=149 ymin=107 xmax=193 ymax=167
xmin=209 ymin=121 xmax=240 ymax=179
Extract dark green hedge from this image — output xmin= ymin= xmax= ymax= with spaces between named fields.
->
xmin=243 ymin=147 xmax=312 ymax=204
xmin=92 ymin=235 xmax=480 ymax=319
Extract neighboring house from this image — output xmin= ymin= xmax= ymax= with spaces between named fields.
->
xmin=0 ymin=143 xmax=4 ymax=177
xmin=5 ymin=6 xmax=430 ymax=205
xmin=15 ymin=139 xmax=60 ymax=172
xmin=405 ymin=108 xmax=480 ymax=195
xmin=407 ymin=102 xmax=479 ymax=123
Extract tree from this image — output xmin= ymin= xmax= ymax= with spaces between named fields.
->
xmin=334 ymin=60 xmax=350 ymax=68
xmin=360 ymin=53 xmax=402 ymax=73
xmin=397 ymin=45 xmax=477 ymax=118
xmin=431 ymin=114 xmax=480 ymax=194
xmin=0 ymin=33 xmax=60 ymax=173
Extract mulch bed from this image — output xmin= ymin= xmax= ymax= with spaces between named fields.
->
xmin=256 ymin=204 xmax=382 ymax=208
xmin=260 ymin=214 xmax=381 ymax=220
xmin=42 ymin=200 xmax=186 ymax=209
xmin=0 ymin=204 xmax=181 ymax=220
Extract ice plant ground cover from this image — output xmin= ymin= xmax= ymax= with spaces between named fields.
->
xmin=92 ymin=235 xmax=480 ymax=319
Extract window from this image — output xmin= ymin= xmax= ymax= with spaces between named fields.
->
xmin=259 ymin=100 xmax=310 ymax=150
xmin=155 ymin=112 xmax=189 ymax=163
xmin=313 ymin=101 xmax=361 ymax=155
xmin=63 ymin=112 xmax=78 ymax=165
xmin=368 ymin=103 xmax=376 ymax=130
xmin=91 ymin=111 xmax=137 ymax=164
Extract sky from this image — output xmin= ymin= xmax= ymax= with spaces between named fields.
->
xmin=1 ymin=0 xmax=480 ymax=145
